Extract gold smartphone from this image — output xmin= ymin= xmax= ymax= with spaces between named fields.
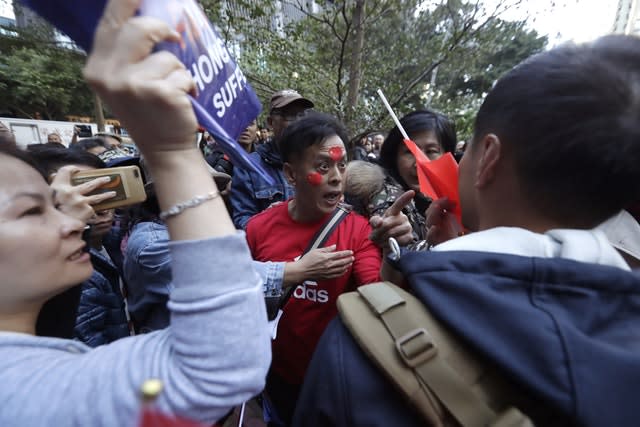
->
xmin=71 ymin=166 xmax=147 ymax=211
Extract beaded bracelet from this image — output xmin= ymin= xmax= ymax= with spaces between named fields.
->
xmin=159 ymin=191 xmax=220 ymax=221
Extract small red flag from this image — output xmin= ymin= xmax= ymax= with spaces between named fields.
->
xmin=402 ymin=138 xmax=461 ymax=221
xmin=138 ymin=406 xmax=215 ymax=427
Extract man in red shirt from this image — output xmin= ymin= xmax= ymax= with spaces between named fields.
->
xmin=246 ymin=112 xmax=414 ymax=425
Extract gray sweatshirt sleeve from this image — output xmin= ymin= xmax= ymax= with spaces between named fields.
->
xmin=1 ymin=232 xmax=271 ymax=426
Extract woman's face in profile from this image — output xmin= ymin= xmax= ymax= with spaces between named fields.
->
xmin=0 ymin=154 xmax=92 ymax=306
xmin=395 ymin=130 xmax=443 ymax=192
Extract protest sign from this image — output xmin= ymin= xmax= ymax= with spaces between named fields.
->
xmin=20 ymin=0 xmax=272 ymax=183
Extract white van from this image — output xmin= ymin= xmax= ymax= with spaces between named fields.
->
xmin=0 ymin=117 xmax=123 ymax=148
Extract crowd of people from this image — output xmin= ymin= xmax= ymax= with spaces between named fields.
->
xmin=0 ymin=0 xmax=639 ymax=426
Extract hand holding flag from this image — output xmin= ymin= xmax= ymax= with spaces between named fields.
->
xmin=376 ymin=89 xmax=461 ymax=221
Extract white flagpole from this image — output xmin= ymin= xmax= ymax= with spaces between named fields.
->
xmin=376 ymin=89 xmax=410 ymax=141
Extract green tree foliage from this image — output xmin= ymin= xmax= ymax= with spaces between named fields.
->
xmin=205 ymin=0 xmax=547 ymax=141
xmin=0 ymin=0 xmax=545 ymax=135
xmin=0 ymin=45 xmax=93 ymax=120
xmin=0 ymin=18 xmax=94 ymax=120
xmin=426 ymin=18 xmax=547 ymax=138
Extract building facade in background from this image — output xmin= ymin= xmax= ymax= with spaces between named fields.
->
xmin=222 ymin=0 xmax=320 ymax=36
xmin=613 ymin=0 xmax=640 ymax=35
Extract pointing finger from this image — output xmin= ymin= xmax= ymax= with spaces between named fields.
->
xmin=385 ymin=190 xmax=415 ymax=217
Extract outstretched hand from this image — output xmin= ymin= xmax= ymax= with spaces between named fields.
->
xmin=369 ymin=190 xmax=416 ymax=249
xmin=289 ymin=245 xmax=354 ymax=283
xmin=50 ymin=166 xmax=116 ymax=222
xmin=425 ymin=197 xmax=464 ymax=247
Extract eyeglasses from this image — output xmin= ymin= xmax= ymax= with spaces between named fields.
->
xmin=271 ymin=109 xmax=309 ymax=122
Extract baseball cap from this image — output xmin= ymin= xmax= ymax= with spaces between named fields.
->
xmin=270 ymin=89 xmax=314 ymax=111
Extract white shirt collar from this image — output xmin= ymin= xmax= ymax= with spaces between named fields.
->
xmin=433 ymin=227 xmax=630 ymax=271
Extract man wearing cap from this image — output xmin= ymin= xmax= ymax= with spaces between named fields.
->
xmin=230 ymin=89 xmax=314 ymax=230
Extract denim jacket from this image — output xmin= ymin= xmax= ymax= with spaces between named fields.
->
xmin=123 ymin=221 xmax=172 ymax=332
xmin=231 ymin=142 xmax=295 ymax=230
xmin=74 ymin=248 xmax=130 ymax=347
xmin=124 ymin=221 xmax=286 ymax=332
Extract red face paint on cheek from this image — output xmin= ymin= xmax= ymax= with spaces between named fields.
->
xmin=306 ymin=172 xmax=323 ymax=186
xmin=328 ymin=146 xmax=344 ymax=162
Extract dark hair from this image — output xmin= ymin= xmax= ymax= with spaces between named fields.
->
xmin=127 ymin=185 xmax=161 ymax=228
xmin=279 ymin=112 xmax=349 ymax=163
xmin=70 ymin=137 xmax=111 ymax=153
xmin=472 ymin=34 xmax=640 ymax=227
xmin=0 ymin=144 xmax=82 ymax=338
xmin=0 ymin=143 xmax=41 ymax=173
xmin=379 ymin=109 xmax=457 ymax=187
xmin=28 ymin=145 xmax=105 ymax=179
xmin=26 ymin=142 xmax=66 ymax=152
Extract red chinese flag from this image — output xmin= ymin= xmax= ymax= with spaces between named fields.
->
xmin=402 ymin=139 xmax=461 ymax=221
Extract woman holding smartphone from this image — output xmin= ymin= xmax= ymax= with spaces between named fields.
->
xmin=0 ymin=0 xmax=271 ymax=425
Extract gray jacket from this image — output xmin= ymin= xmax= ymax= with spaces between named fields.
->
xmin=0 ymin=233 xmax=271 ymax=426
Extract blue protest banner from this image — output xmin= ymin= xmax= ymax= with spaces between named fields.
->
xmin=20 ymin=0 xmax=272 ymax=184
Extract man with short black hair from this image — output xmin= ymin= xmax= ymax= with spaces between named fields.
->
xmin=294 ymin=35 xmax=640 ymax=427
xmin=230 ymin=89 xmax=314 ymax=230
xmin=246 ymin=111 xmax=414 ymax=425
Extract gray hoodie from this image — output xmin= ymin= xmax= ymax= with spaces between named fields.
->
xmin=0 ymin=232 xmax=271 ymax=426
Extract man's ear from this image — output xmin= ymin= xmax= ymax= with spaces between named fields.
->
xmin=475 ymin=133 xmax=502 ymax=188
xmin=283 ymin=162 xmax=296 ymax=186
xmin=266 ymin=115 xmax=274 ymax=129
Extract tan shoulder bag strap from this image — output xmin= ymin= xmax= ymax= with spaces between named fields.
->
xmin=345 ymin=282 xmax=532 ymax=427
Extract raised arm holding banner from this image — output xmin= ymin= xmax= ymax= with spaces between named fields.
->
xmin=21 ymin=0 xmax=273 ymax=184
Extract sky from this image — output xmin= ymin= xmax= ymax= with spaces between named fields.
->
xmin=0 ymin=1 xmax=11 ymax=19
xmin=0 ymin=0 xmax=621 ymax=45
xmin=495 ymin=0 xmax=619 ymax=47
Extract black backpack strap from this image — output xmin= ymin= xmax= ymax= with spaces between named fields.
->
xmin=302 ymin=203 xmax=352 ymax=253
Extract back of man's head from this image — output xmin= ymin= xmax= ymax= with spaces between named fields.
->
xmin=472 ymin=34 xmax=640 ymax=228
xmin=279 ymin=111 xmax=348 ymax=164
